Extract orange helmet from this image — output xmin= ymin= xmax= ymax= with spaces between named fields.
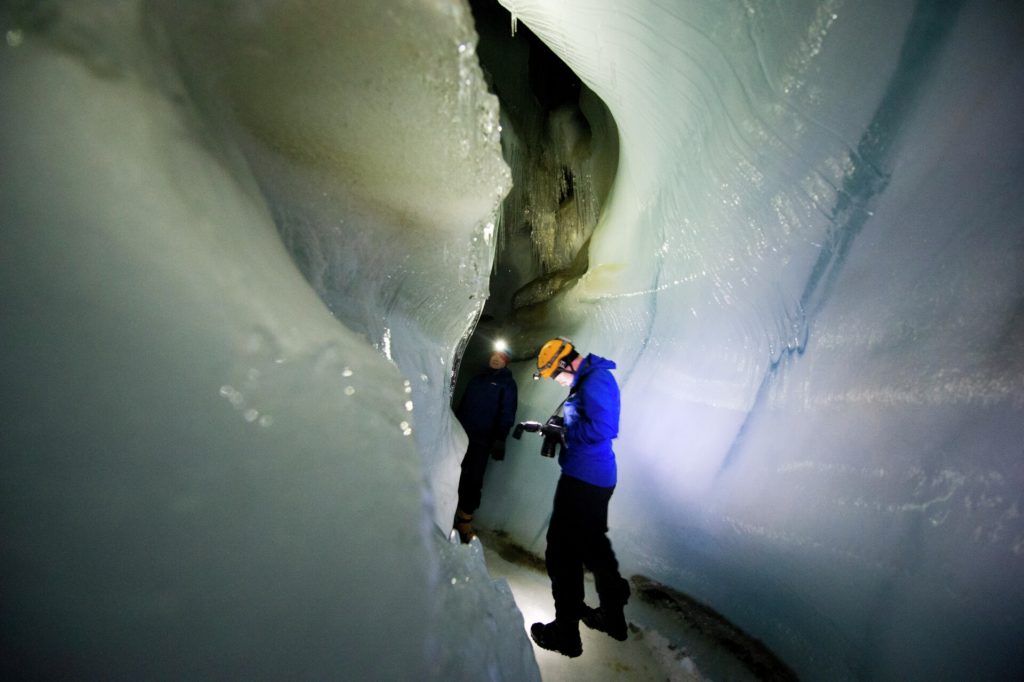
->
xmin=534 ymin=337 xmax=577 ymax=380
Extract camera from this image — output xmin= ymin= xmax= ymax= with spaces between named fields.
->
xmin=512 ymin=415 xmax=566 ymax=458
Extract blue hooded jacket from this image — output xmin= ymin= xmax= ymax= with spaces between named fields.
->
xmin=560 ymin=354 xmax=620 ymax=487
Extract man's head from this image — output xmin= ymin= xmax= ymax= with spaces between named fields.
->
xmin=488 ymin=350 xmax=510 ymax=369
xmin=534 ymin=337 xmax=581 ymax=386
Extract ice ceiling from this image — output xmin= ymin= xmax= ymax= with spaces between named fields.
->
xmin=1 ymin=0 xmax=1022 ymax=680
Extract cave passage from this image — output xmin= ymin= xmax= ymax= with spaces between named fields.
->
xmin=455 ymin=0 xmax=620 ymax=394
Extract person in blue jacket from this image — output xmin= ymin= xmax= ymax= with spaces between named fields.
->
xmin=452 ymin=347 xmax=518 ymax=543
xmin=528 ymin=337 xmax=631 ymax=658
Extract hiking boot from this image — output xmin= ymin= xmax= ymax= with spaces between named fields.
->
xmin=453 ymin=509 xmax=475 ymax=544
xmin=581 ymin=604 xmax=628 ymax=641
xmin=530 ymin=620 xmax=582 ymax=658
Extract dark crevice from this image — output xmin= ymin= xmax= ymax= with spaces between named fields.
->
xmin=558 ymin=166 xmax=575 ymax=204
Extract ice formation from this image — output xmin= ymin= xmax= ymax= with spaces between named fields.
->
xmin=2 ymin=0 xmax=1023 ymax=680
xmin=1 ymin=1 xmax=534 ymax=679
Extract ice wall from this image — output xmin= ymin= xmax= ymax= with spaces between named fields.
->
xmin=0 ymin=1 xmax=537 ymax=679
xmin=480 ymin=0 xmax=1024 ymax=679
xmin=144 ymin=0 xmax=511 ymax=533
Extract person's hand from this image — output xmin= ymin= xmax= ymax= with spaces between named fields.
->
xmin=540 ymin=419 xmax=566 ymax=441
xmin=491 ymin=440 xmax=506 ymax=461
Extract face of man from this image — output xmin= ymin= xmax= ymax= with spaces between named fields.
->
xmin=554 ymin=367 xmax=574 ymax=387
xmin=488 ymin=351 xmax=508 ymax=370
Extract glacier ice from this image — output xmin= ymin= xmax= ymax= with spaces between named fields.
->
xmin=0 ymin=1 xmax=533 ymax=680
xmin=2 ymin=0 xmax=1023 ymax=680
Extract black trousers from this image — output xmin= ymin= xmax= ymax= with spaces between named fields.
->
xmin=456 ymin=437 xmax=491 ymax=514
xmin=546 ymin=474 xmax=630 ymax=623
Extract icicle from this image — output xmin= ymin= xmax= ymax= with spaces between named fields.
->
xmin=510 ymin=11 xmax=518 ymax=37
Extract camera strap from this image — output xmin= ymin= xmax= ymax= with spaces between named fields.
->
xmin=551 ymin=397 xmax=567 ymax=420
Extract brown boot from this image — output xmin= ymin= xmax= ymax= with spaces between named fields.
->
xmin=453 ymin=508 xmax=475 ymax=544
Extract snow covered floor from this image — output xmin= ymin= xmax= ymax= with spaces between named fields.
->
xmin=477 ymin=529 xmax=789 ymax=682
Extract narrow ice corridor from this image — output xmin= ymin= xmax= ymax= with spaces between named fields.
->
xmin=2 ymin=1 xmax=1022 ymax=680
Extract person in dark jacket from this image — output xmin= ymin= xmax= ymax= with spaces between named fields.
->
xmin=528 ymin=337 xmax=631 ymax=658
xmin=452 ymin=348 xmax=518 ymax=543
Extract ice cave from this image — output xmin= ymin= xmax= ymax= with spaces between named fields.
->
xmin=1 ymin=0 xmax=1022 ymax=680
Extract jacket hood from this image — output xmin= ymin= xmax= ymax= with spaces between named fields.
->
xmin=573 ymin=354 xmax=616 ymax=386
xmin=583 ymin=354 xmax=616 ymax=371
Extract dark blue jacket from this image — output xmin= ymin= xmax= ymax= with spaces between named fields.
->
xmin=456 ymin=367 xmax=518 ymax=441
xmin=561 ymin=354 xmax=620 ymax=487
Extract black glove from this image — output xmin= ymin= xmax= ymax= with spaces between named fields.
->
xmin=540 ymin=413 xmax=565 ymax=440
xmin=491 ymin=440 xmax=506 ymax=461
xmin=540 ymin=422 xmax=566 ymax=440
